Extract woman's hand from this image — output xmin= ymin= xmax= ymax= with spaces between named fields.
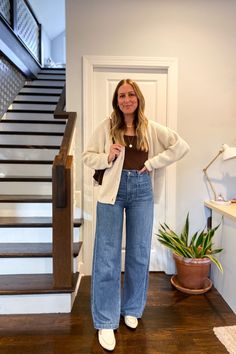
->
xmin=108 ymin=144 xmax=122 ymax=163
xmin=139 ymin=166 xmax=149 ymax=174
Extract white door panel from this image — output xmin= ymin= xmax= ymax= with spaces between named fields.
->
xmin=94 ymin=71 xmax=167 ymax=125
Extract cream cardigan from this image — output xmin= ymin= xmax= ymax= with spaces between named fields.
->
xmin=83 ymin=118 xmax=190 ymax=205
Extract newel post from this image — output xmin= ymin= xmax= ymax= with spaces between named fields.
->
xmin=52 ymin=155 xmax=73 ymax=288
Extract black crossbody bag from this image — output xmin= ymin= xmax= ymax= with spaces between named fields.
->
xmin=93 ymin=169 xmax=105 ymax=185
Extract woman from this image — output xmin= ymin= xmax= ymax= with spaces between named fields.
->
xmin=83 ymin=79 xmax=189 ymax=351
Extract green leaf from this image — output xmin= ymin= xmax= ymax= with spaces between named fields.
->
xmin=210 ymin=248 xmax=223 ymax=255
xmin=205 ymin=255 xmax=223 ymax=273
xmin=180 ymin=213 xmax=189 ymax=245
xmin=189 ymin=231 xmax=199 ymax=247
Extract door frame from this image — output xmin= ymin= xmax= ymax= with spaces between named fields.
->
xmin=82 ymin=55 xmax=178 ymax=275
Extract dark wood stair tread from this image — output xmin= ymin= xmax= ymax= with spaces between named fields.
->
xmin=17 ymin=92 xmax=61 ymax=96
xmin=38 ymin=72 xmax=65 ymax=75
xmin=0 ymin=216 xmax=83 ymax=227
xmin=40 ymin=68 xmax=65 ymax=71
xmin=12 ymin=100 xmax=58 ymax=104
xmin=0 ymin=176 xmax=52 ymax=182
xmin=0 ymin=272 xmax=79 ymax=295
xmin=0 ymin=195 xmax=52 ymax=203
xmin=7 ymin=109 xmax=54 ymax=114
xmin=0 ymin=160 xmax=53 ymax=164
xmin=0 ymin=242 xmax=82 ymax=258
xmin=0 ymin=131 xmax=63 ymax=136
xmin=0 ymin=144 xmax=60 ymax=149
xmin=0 ymin=119 xmax=66 ymax=124
xmin=33 ymin=78 xmax=65 ymax=82
xmin=23 ymin=85 xmax=64 ymax=89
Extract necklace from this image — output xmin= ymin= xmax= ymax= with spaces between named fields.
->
xmin=126 ymin=135 xmax=135 ymax=148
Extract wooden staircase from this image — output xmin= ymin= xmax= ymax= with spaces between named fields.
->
xmin=0 ymin=68 xmax=82 ymax=314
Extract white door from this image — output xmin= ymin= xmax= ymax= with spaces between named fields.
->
xmin=83 ymin=68 xmax=170 ymax=274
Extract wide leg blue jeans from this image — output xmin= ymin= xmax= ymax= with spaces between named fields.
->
xmin=91 ymin=170 xmax=154 ymax=329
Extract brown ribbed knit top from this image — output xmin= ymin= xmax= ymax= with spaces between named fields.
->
xmin=123 ymin=135 xmax=148 ymax=170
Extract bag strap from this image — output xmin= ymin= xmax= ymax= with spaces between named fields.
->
xmin=110 ymin=118 xmax=115 ymax=144
xmin=110 ymin=118 xmax=117 ymax=161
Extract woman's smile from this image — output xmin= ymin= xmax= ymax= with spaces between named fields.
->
xmin=117 ymin=83 xmax=138 ymax=116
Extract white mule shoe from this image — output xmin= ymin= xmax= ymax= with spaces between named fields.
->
xmin=124 ymin=316 xmax=138 ymax=329
xmin=98 ymin=329 xmax=116 ymax=351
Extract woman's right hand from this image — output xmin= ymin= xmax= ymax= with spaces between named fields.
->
xmin=108 ymin=144 xmax=122 ymax=163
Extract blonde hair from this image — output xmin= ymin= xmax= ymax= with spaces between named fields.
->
xmin=110 ymin=79 xmax=149 ymax=151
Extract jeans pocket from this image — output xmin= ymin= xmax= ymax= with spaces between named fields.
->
xmin=137 ymin=176 xmax=153 ymax=201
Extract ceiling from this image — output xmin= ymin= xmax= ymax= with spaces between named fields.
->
xmin=28 ymin=0 xmax=65 ymax=40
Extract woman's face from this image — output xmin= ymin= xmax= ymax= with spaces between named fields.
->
xmin=117 ymin=83 xmax=138 ymax=116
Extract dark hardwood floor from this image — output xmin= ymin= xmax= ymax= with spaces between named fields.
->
xmin=0 ymin=273 xmax=235 ymax=354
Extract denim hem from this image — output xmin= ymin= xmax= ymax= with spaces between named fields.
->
xmin=121 ymin=312 xmax=142 ymax=318
xmin=94 ymin=323 xmax=119 ymax=330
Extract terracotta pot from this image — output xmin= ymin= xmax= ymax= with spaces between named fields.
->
xmin=173 ymin=253 xmax=211 ymax=289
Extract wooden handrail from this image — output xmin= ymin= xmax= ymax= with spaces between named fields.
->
xmin=53 ymin=85 xmax=76 ymax=207
xmin=54 ymin=86 xmax=66 ymax=117
xmin=54 ymin=85 xmax=76 ymax=163
xmin=52 ymin=83 xmax=77 ymax=288
xmin=57 ymin=113 xmax=76 ymax=165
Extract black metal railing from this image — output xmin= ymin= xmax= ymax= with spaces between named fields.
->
xmin=0 ymin=0 xmax=41 ymax=63
xmin=0 ymin=0 xmax=11 ymax=24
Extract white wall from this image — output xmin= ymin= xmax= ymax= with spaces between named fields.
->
xmin=41 ymin=30 xmax=66 ymax=66
xmin=51 ymin=31 xmax=66 ymax=64
xmin=41 ymin=29 xmax=51 ymax=66
xmin=66 ymin=0 xmax=236 ymax=233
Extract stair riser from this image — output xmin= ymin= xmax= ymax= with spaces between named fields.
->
xmin=0 ymin=165 xmax=52 ymax=177
xmin=4 ymin=112 xmax=56 ymax=120
xmin=0 ymin=228 xmax=80 ymax=243
xmin=15 ymin=95 xmax=59 ymax=102
xmin=0 ymin=257 xmax=78 ymax=275
xmin=26 ymin=80 xmax=65 ymax=87
xmin=9 ymin=103 xmax=56 ymax=111
xmin=0 ymin=123 xmax=65 ymax=133
xmin=0 ymin=203 xmax=52 ymax=216
xmin=0 ymin=135 xmax=62 ymax=145
xmin=0 ymin=182 xmax=52 ymax=195
xmin=0 ymin=290 xmax=78 ymax=315
xmin=20 ymin=88 xmax=62 ymax=94
xmin=0 ymin=148 xmax=58 ymax=160
xmin=0 ymin=228 xmax=52 ymax=241
xmin=0 ymin=205 xmax=81 ymax=219
xmin=37 ymin=74 xmax=65 ymax=80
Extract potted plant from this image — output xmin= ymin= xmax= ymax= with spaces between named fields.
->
xmin=157 ymin=213 xmax=223 ymax=293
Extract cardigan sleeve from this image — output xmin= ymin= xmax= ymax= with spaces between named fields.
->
xmin=82 ymin=119 xmax=113 ymax=170
xmin=144 ymin=124 xmax=190 ymax=171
